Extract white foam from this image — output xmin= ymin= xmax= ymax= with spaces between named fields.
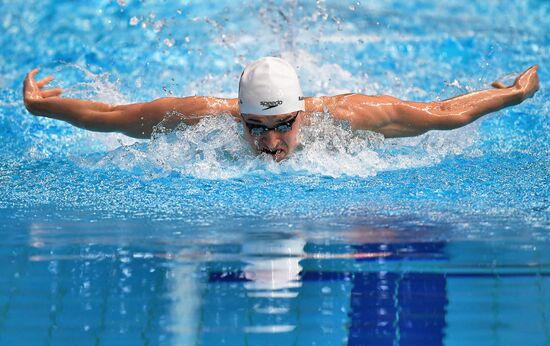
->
xmin=84 ymin=111 xmax=479 ymax=180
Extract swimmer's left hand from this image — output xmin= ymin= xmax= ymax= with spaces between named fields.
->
xmin=491 ymin=65 xmax=539 ymax=101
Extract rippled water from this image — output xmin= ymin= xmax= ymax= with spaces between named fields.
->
xmin=0 ymin=0 xmax=549 ymax=345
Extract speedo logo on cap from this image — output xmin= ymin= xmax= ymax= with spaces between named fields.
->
xmin=260 ymin=100 xmax=283 ymax=110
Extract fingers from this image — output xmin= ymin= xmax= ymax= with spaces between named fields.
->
xmin=41 ymin=88 xmax=63 ymax=98
xmin=521 ymin=65 xmax=538 ymax=76
xmin=28 ymin=68 xmax=40 ymax=78
xmin=37 ymin=76 xmax=54 ymax=88
xmin=23 ymin=68 xmax=40 ymax=91
xmin=26 ymin=68 xmax=40 ymax=82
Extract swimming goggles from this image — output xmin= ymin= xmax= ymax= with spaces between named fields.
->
xmin=244 ymin=112 xmax=299 ymax=137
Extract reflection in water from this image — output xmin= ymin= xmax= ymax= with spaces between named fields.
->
xmin=198 ymin=230 xmax=449 ymax=345
xmin=2 ymin=221 xmax=547 ymax=345
xmin=10 ymin=223 xmax=174 ymax=345
xmin=242 ymin=237 xmax=305 ymax=291
xmin=170 ymin=262 xmax=200 ymax=345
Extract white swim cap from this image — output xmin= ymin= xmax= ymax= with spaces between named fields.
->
xmin=239 ymin=57 xmax=305 ymax=116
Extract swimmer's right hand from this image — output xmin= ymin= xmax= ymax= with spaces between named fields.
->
xmin=23 ymin=68 xmax=63 ymax=114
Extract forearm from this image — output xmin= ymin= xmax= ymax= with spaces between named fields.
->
xmin=385 ymin=86 xmax=524 ymax=136
xmin=25 ymin=96 xmax=239 ymax=138
xmin=425 ymin=86 xmax=523 ymax=128
xmin=26 ymin=96 xmax=178 ymax=138
xmin=25 ymin=97 xmax=121 ymax=131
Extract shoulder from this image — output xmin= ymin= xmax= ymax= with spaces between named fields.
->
xmin=305 ymin=93 xmax=397 ymax=111
xmin=305 ymin=93 xmax=398 ymax=131
xmin=159 ymin=96 xmax=239 ymax=118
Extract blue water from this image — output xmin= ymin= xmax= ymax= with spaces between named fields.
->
xmin=1 ymin=0 xmax=549 ymax=345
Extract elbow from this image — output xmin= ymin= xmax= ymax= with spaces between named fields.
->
xmin=113 ymin=110 xmax=154 ymax=138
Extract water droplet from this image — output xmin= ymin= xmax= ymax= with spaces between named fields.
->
xmin=163 ymin=38 xmax=175 ymax=47
xmin=154 ymin=20 xmax=164 ymax=33
xmin=129 ymin=17 xmax=139 ymax=26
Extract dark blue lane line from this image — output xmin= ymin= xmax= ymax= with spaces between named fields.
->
xmin=348 ymin=272 xmax=447 ymax=346
xmin=207 ymin=240 xmax=546 ymax=283
xmin=445 ymin=272 xmax=550 ymax=278
xmin=301 ymin=271 xmax=550 ymax=280
xmin=208 ymin=270 xmax=550 ymax=282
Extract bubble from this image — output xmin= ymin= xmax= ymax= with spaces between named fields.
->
xmin=129 ymin=17 xmax=139 ymax=26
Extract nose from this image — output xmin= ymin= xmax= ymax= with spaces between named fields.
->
xmin=260 ymin=130 xmax=280 ymax=149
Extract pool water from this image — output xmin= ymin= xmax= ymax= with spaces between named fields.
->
xmin=0 ymin=0 xmax=549 ymax=345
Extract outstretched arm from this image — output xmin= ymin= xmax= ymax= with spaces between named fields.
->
xmin=23 ymin=68 xmax=239 ymax=138
xmin=308 ymin=65 xmax=539 ymax=137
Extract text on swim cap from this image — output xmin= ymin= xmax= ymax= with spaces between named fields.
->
xmin=260 ymin=100 xmax=283 ymax=110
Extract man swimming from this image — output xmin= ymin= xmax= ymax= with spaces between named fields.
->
xmin=23 ymin=57 xmax=539 ymax=162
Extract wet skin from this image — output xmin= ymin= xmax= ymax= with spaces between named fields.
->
xmin=240 ymin=111 xmax=304 ymax=162
xmin=23 ymin=65 xmax=540 ymax=161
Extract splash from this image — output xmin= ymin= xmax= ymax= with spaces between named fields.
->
xmin=22 ymin=64 xmax=140 ymax=157
xmin=11 ymin=62 xmax=481 ymax=179
xmin=84 ymin=111 xmax=479 ymax=179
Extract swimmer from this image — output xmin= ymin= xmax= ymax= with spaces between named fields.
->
xmin=23 ymin=57 xmax=539 ymax=162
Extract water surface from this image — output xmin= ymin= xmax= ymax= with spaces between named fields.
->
xmin=0 ymin=0 xmax=549 ymax=344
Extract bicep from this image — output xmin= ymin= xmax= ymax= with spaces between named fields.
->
xmin=109 ymin=96 xmax=226 ymax=138
xmin=347 ymin=95 xmax=467 ymax=138
xmin=332 ymin=94 xmax=400 ymax=134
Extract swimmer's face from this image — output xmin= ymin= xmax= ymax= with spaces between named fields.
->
xmin=241 ymin=111 xmax=303 ymax=162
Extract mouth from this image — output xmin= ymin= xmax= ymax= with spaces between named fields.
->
xmin=260 ymin=148 xmax=286 ymax=161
